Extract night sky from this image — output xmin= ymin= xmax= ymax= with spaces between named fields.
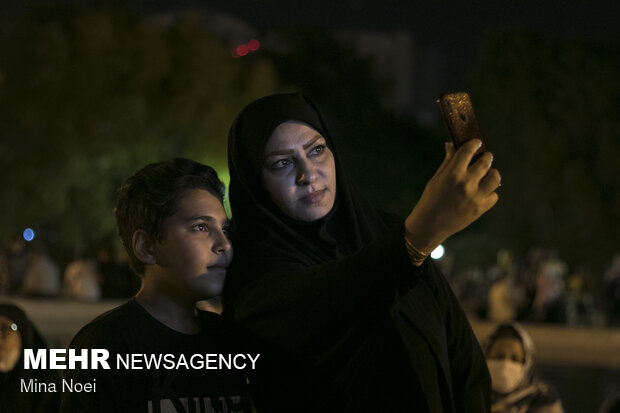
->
xmin=18 ymin=1 xmax=620 ymax=86
xmin=207 ymin=0 xmax=620 ymax=89
xmin=2 ymin=0 xmax=619 ymax=89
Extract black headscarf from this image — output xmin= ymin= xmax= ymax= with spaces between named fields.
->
xmin=0 ymin=303 xmax=61 ymax=413
xmin=225 ymin=92 xmax=397 ymax=297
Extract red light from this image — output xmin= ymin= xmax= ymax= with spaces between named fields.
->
xmin=248 ymin=39 xmax=260 ymax=52
xmin=236 ymin=44 xmax=249 ymax=56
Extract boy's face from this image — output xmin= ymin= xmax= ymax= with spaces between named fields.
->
xmin=149 ymin=188 xmax=232 ymax=302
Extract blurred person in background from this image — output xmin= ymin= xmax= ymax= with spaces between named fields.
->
xmin=0 ymin=253 xmax=9 ymax=295
xmin=484 ymin=322 xmax=564 ymax=413
xmin=514 ymin=247 xmax=555 ymax=322
xmin=487 ymin=249 xmax=517 ymax=322
xmin=604 ymin=253 xmax=620 ymax=327
xmin=3 ymin=234 xmax=30 ymax=295
xmin=565 ymin=266 xmax=594 ymax=326
xmin=455 ymin=266 xmax=489 ymax=319
xmin=0 ymin=303 xmax=61 ymax=412
xmin=62 ymin=256 xmax=101 ymax=301
xmin=530 ymin=258 xmax=567 ymax=324
xmin=20 ymin=243 xmax=60 ymax=298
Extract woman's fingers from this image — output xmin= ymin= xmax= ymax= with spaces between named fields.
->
xmin=479 ymin=168 xmax=502 ymax=194
xmin=468 ymin=152 xmax=494 ymax=181
xmin=451 ymin=139 xmax=483 ymax=172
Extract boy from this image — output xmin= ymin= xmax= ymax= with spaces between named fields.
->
xmin=61 ymin=158 xmax=252 ymax=412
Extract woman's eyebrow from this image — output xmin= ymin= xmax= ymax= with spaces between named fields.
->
xmin=265 ymin=148 xmax=294 ymax=157
xmin=302 ymin=135 xmax=323 ymax=149
xmin=264 ymin=135 xmax=324 ymax=158
xmin=265 ymin=134 xmax=323 ymax=158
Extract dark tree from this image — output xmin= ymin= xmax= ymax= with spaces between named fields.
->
xmin=469 ymin=32 xmax=620 ymax=281
xmin=0 ymin=6 xmax=280 ymax=259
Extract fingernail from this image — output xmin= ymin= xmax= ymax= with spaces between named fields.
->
xmin=477 ymin=139 xmax=483 ymax=148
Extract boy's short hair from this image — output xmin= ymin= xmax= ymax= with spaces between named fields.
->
xmin=115 ymin=158 xmax=225 ymax=275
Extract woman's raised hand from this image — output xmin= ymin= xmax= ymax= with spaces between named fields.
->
xmin=404 ymin=139 xmax=501 ymax=253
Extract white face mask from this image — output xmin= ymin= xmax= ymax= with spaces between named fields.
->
xmin=487 ymin=359 xmax=525 ymax=394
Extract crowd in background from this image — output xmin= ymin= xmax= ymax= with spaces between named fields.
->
xmin=0 ymin=234 xmax=139 ymax=301
xmin=1 ymin=234 xmax=620 ymax=412
xmin=1 ymin=233 xmax=620 ymax=330
xmin=443 ymin=246 xmax=620 ymax=328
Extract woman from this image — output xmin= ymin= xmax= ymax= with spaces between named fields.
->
xmin=0 ymin=303 xmax=61 ymax=413
xmin=224 ymin=92 xmax=501 ymax=412
xmin=485 ymin=322 xmax=564 ymax=413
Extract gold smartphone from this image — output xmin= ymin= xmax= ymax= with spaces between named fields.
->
xmin=436 ymin=92 xmax=487 ymax=163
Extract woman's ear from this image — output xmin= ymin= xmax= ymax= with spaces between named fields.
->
xmin=132 ymin=230 xmax=156 ymax=266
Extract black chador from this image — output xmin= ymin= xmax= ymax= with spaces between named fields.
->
xmin=223 ymin=93 xmax=491 ymax=413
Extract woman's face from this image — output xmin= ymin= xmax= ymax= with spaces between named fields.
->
xmin=0 ymin=315 xmax=22 ymax=372
xmin=262 ymin=121 xmax=337 ymax=221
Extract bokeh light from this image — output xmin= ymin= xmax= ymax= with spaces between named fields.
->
xmin=236 ymin=44 xmax=249 ymax=57
xmin=248 ymin=39 xmax=260 ymax=51
xmin=431 ymin=244 xmax=445 ymax=260
xmin=23 ymin=227 xmax=35 ymax=242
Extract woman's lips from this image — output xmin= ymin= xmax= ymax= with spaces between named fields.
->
xmin=299 ymin=189 xmax=326 ymax=204
xmin=207 ymin=266 xmax=227 ymax=276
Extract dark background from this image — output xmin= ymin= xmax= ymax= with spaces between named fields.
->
xmin=2 ymin=0 xmax=618 ymax=288
xmin=1 ymin=2 xmax=619 ymax=410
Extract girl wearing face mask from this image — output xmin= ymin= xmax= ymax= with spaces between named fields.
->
xmin=485 ymin=322 xmax=564 ymax=413
xmin=224 ymin=93 xmax=502 ymax=412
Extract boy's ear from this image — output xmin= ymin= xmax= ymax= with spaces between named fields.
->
xmin=132 ymin=230 xmax=157 ymax=266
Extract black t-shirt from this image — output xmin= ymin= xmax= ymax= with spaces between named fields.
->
xmin=60 ymin=299 xmax=252 ymax=413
